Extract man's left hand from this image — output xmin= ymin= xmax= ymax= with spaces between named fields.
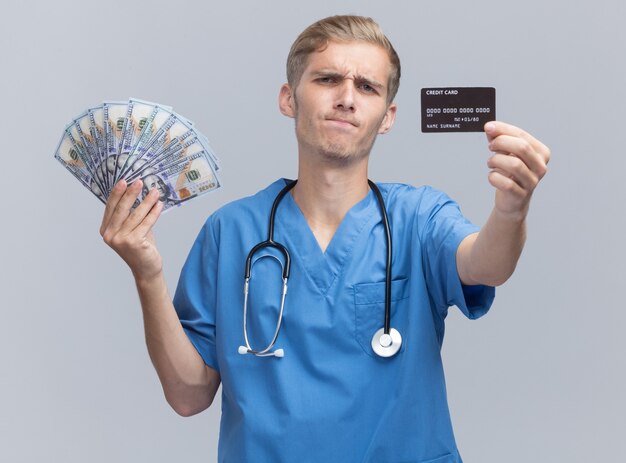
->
xmin=484 ymin=121 xmax=551 ymax=220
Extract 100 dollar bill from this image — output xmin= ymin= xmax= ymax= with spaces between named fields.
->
xmin=136 ymin=150 xmax=220 ymax=211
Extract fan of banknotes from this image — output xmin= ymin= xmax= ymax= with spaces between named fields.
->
xmin=54 ymin=98 xmax=221 ymax=210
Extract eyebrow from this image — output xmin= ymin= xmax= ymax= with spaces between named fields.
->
xmin=312 ymin=70 xmax=385 ymax=91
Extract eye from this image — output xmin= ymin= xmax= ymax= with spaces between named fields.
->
xmin=359 ymin=83 xmax=376 ymax=93
xmin=317 ymin=76 xmax=336 ymax=84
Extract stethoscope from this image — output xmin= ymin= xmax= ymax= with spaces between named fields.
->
xmin=238 ymin=179 xmax=402 ymax=359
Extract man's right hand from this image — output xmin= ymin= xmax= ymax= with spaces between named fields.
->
xmin=100 ymin=180 xmax=220 ymax=415
xmin=100 ymin=180 xmax=164 ymax=283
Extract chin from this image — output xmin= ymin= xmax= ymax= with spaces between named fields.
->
xmin=319 ymin=143 xmax=368 ymax=165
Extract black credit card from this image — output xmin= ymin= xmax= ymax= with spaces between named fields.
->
xmin=421 ymin=87 xmax=496 ymax=132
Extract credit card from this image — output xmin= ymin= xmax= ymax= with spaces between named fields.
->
xmin=421 ymin=87 xmax=496 ymax=132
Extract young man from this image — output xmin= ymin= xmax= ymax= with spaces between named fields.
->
xmin=100 ymin=15 xmax=549 ymax=463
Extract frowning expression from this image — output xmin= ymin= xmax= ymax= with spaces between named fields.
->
xmin=280 ymin=41 xmax=397 ymax=164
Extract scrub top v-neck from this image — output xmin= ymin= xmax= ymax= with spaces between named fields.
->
xmin=174 ymin=178 xmax=495 ymax=463
xmin=280 ymin=183 xmax=377 ymax=295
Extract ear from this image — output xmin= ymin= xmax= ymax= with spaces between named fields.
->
xmin=279 ymin=83 xmax=296 ymax=118
xmin=378 ymin=103 xmax=397 ymax=134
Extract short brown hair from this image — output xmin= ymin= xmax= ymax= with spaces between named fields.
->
xmin=286 ymin=15 xmax=401 ymax=104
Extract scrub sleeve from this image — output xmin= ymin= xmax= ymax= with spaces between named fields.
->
xmin=418 ymin=187 xmax=495 ymax=321
xmin=173 ymin=217 xmax=220 ymax=373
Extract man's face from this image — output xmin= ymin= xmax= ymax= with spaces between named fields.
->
xmin=280 ymin=41 xmax=396 ymax=164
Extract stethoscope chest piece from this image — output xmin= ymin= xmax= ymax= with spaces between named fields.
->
xmin=371 ymin=327 xmax=402 ymax=358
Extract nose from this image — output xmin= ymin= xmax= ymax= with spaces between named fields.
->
xmin=334 ymin=80 xmax=355 ymax=112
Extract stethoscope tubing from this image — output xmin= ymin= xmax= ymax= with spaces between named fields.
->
xmin=368 ymin=179 xmax=392 ymax=335
xmin=241 ymin=180 xmax=297 ymax=356
xmin=241 ymin=179 xmax=398 ymax=358
xmin=243 ymin=180 xmax=297 ymax=281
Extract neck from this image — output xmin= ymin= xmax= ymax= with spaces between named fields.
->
xmin=291 ymin=154 xmax=370 ymax=252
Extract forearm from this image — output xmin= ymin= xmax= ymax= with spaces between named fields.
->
xmin=135 ymin=272 xmax=220 ymax=416
xmin=457 ymin=208 xmax=527 ymax=287
xmin=457 ymin=121 xmax=550 ymax=286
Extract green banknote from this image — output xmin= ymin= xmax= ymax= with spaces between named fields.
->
xmin=55 ymin=98 xmax=222 ymax=210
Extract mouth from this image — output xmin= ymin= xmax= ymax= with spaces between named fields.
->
xmin=325 ymin=118 xmax=359 ymax=128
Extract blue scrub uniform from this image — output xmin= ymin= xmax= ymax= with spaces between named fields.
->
xmin=174 ymin=178 xmax=495 ymax=463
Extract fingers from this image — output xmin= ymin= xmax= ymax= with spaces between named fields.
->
xmin=104 ymin=180 xmax=145 ymax=235
xmin=118 ymin=188 xmax=161 ymax=235
xmin=488 ymin=170 xmax=526 ymax=199
xmin=488 ymin=135 xmax=547 ymax=181
xmin=100 ymin=179 xmax=163 ymax=248
xmin=484 ymin=122 xmax=549 ymax=190
xmin=134 ymin=198 xmax=164 ymax=237
xmin=487 ymin=153 xmax=538 ymax=191
xmin=100 ymin=180 xmax=127 ymax=236
xmin=484 ymin=121 xmax=551 ymax=166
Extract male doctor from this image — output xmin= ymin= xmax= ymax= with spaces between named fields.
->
xmin=100 ymin=15 xmax=550 ymax=463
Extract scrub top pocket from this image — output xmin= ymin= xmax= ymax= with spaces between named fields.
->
xmin=353 ymin=278 xmax=410 ymax=357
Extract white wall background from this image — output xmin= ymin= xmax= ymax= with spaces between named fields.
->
xmin=1 ymin=0 xmax=624 ymax=461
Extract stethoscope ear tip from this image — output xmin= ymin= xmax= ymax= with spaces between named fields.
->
xmin=238 ymin=346 xmax=249 ymax=355
xmin=274 ymin=349 xmax=285 ymax=358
